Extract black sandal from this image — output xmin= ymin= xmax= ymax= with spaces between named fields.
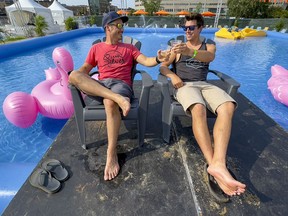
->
xmin=204 ymin=163 xmax=230 ymax=203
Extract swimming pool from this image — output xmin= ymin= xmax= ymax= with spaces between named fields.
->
xmin=0 ymin=27 xmax=288 ymax=214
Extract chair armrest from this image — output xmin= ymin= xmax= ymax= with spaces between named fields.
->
xmin=157 ymin=73 xmax=169 ymax=87
xmin=68 ymin=71 xmax=99 ymax=110
xmin=208 ymin=69 xmax=240 ymax=97
xmin=157 ymin=73 xmax=172 ymax=110
xmin=136 ymin=69 xmax=154 ymax=88
xmin=134 ymin=69 xmax=153 ymax=110
xmin=157 ymin=69 xmax=240 ymax=99
xmin=135 ymin=69 xmax=153 ymax=91
xmin=157 ymin=73 xmax=170 ymax=98
xmin=69 ymin=84 xmax=86 ymax=109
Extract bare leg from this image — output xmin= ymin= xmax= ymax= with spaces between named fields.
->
xmin=190 ymin=104 xmax=214 ymax=164
xmin=207 ymin=102 xmax=246 ymax=196
xmin=103 ymin=98 xmax=125 ymax=180
xmin=190 ymin=102 xmax=246 ymax=196
xmin=69 ymin=71 xmax=130 ymax=116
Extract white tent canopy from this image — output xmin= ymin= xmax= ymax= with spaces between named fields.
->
xmin=49 ymin=0 xmax=73 ymax=25
xmin=5 ymin=0 xmax=59 ymax=35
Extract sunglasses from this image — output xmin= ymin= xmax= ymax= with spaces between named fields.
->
xmin=109 ymin=23 xmax=124 ymax=29
xmin=182 ymin=25 xmax=197 ymax=31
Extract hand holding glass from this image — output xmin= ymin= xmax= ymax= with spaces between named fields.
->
xmin=160 ymin=44 xmax=171 ymax=58
xmin=170 ymin=40 xmax=182 ymax=47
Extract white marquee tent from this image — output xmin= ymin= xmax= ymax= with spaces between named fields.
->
xmin=5 ymin=0 xmax=59 ymax=35
xmin=48 ymin=0 xmax=73 ymax=25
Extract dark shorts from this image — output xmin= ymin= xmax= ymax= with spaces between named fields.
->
xmin=88 ymin=78 xmax=134 ymax=103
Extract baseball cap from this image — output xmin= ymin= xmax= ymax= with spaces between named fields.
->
xmin=102 ymin=11 xmax=129 ymax=29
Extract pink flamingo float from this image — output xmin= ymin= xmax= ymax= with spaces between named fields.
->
xmin=3 ymin=47 xmax=74 ymax=128
xmin=267 ymin=64 xmax=288 ymax=107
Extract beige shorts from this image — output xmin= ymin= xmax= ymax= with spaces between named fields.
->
xmin=174 ymin=81 xmax=237 ymax=115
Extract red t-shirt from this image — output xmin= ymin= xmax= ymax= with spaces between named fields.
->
xmin=85 ymin=42 xmax=141 ymax=86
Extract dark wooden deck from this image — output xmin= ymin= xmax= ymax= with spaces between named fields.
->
xmin=3 ymin=81 xmax=288 ymax=216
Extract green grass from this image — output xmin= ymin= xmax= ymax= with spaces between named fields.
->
xmin=1 ymin=36 xmax=27 ymax=44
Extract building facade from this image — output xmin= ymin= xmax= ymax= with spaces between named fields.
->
xmin=135 ymin=0 xmax=228 ymax=14
xmin=135 ymin=0 xmax=287 ymax=14
xmin=34 ymin=0 xmax=53 ymax=7
xmin=260 ymin=0 xmax=288 ymax=3
xmin=88 ymin=0 xmax=111 ymax=15
xmin=0 ymin=0 xmax=13 ymax=16
xmin=135 ymin=0 xmax=144 ymax=10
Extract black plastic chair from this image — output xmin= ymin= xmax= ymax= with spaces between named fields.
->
xmin=157 ymin=35 xmax=241 ymax=143
xmin=69 ymin=36 xmax=153 ymax=149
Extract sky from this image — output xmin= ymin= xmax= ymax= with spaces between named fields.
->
xmin=58 ymin=0 xmax=135 ymax=9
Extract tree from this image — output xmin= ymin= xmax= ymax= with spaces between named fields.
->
xmin=34 ymin=15 xmax=49 ymax=37
xmin=64 ymin=17 xmax=78 ymax=31
xmin=274 ymin=18 xmax=285 ymax=31
xmin=0 ymin=28 xmax=5 ymax=43
xmin=140 ymin=0 xmax=161 ymax=15
xmin=195 ymin=2 xmax=202 ymax=13
xmin=89 ymin=15 xmax=97 ymax=26
xmin=254 ymin=1 xmax=271 ymax=18
xmin=269 ymin=6 xmax=288 ymax=18
xmin=227 ymin=0 xmax=257 ymax=18
xmin=227 ymin=0 xmax=270 ymax=18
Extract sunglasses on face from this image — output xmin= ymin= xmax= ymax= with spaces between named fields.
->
xmin=182 ymin=25 xmax=197 ymax=31
xmin=109 ymin=23 xmax=124 ymax=29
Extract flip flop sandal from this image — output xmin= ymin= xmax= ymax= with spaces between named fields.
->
xmin=42 ymin=159 xmax=69 ymax=182
xmin=203 ymin=163 xmax=230 ymax=203
xmin=29 ymin=168 xmax=61 ymax=194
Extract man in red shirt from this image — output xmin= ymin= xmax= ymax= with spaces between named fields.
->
xmin=69 ymin=11 xmax=168 ymax=181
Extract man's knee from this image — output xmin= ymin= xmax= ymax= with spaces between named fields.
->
xmin=217 ymin=101 xmax=235 ymax=116
xmin=104 ymin=99 xmax=118 ymax=111
xmin=69 ymin=71 xmax=88 ymax=86
xmin=191 ymin=103 xmax=206 ymax=117
xmin=225 ymin=101 xmax=236 ymax=111
xmin=68 ymin=70 xmax=80 ymax=85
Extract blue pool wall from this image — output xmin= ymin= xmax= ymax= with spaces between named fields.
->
xmin=1 ymin=27 xmax=287 ymax=60
xmin=0 ymin=27 xmax=213 ymax=59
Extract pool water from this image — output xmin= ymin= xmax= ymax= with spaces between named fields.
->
xmin=0 ymin=28 xmax=288 ymax=213
xmin=210 ymin=36 xmax=288 ymax=129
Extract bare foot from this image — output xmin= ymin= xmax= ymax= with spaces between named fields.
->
xmin=117 ymin=96 xmax=130 ymax=116
xmin=104 ymin=151 xmax=120 ymax=181
xmin=207 ymin=163 xmax=246 ymax=196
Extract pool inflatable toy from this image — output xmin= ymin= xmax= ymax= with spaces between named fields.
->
xmin=215 ymin=28 xmax=243 ymax=40
xmin=267 ymin=64 xmax=288 ymax=107
xmin=3 ymin=92 xmax=38 ymax=128
xmin=3 ymin=47 xmax=74 ymax=128
xmin=45 ymin=67 xmax=61 ymax=80
xmin=215 ymin=28 xmax=266 ymax=40
xmin=240 ymin=28 xmax=267 ymax=37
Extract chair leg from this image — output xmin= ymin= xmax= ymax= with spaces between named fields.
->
xmin=79 ymin=123 xmax=87 ymax=150
xmin=162 ymin=105 xmax=173 ymax=143
xmin=74 ymin=115 xmax=87 ymax=149
xmin=138 ymin=111 xmax=146 ymax=147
